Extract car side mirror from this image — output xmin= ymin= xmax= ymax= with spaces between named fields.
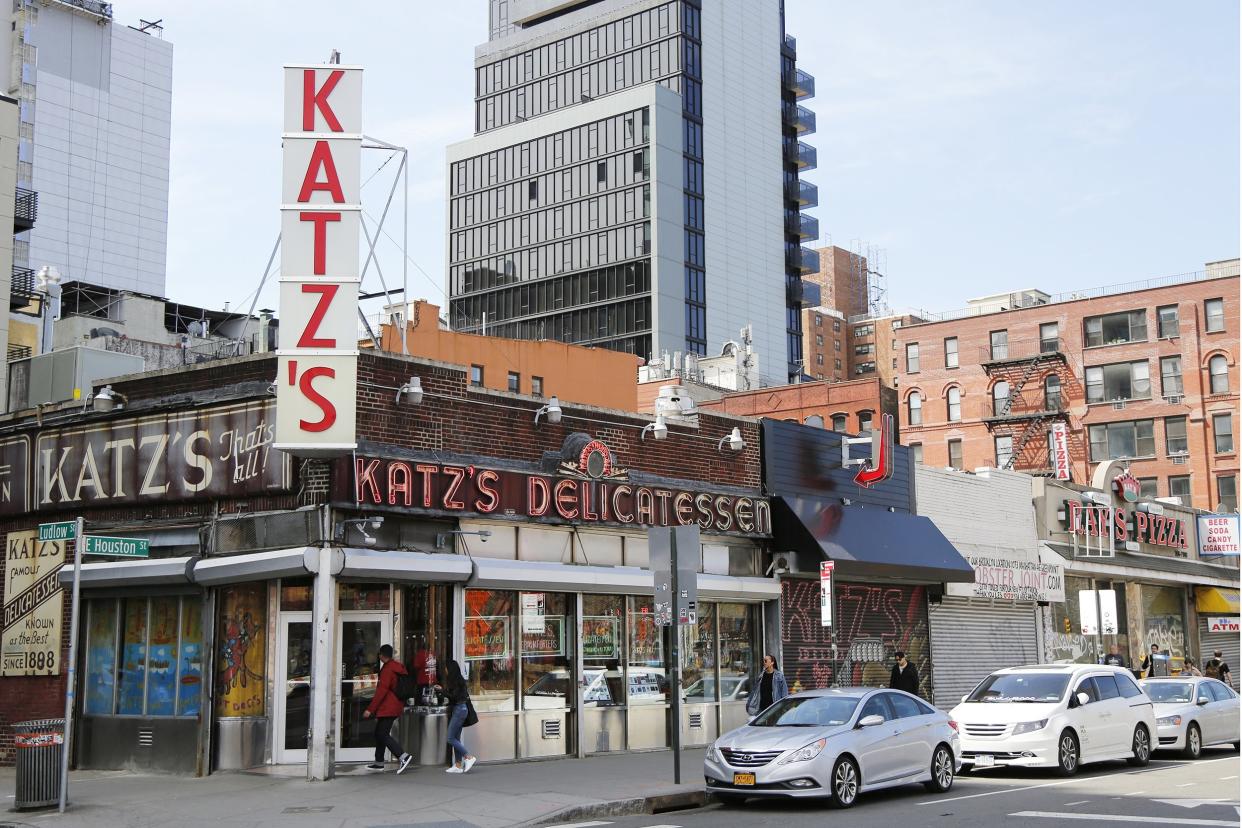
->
xmin=1196 ymin=697 xmax=1210 ymax=706
xmin=961 ymin=694 xmax=969 ymax=704
xmin=857 ymin=714 xmax=884 ymax=728
xmin=1075 ymin=692 xmax=1090 ymax=707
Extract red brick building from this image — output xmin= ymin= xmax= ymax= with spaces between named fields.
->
xmin=698 ymin=376 xmax=897 ymax=438
xmin=895 ymin=263 xmax=1240 ymax=512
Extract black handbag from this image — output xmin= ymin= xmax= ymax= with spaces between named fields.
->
xmin=463 ymin=698 xmax=479 ymax=728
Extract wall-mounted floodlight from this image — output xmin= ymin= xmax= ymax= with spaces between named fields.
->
xmin=718 ymin=427 xmax=745 ymax=453
xmin=535 ymin=395 xmax=562 ymax=425
xmin=396 ymin=376 xmax=423 ymax=405
xmin=92 ymin=385 xmax=126 ymax=413
xmin=640 ymin=414 xmax=668 ymax=441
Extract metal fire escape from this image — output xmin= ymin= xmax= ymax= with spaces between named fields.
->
xmin=980 ymin=336 xmax=1070 ymax=471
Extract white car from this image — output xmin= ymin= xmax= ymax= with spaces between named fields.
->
xmin=705 ymin=687 xmax=961 ymax=808
xmin=950 ymin=664 xmax=1156 ymax=776
xmin=1141 ymin=676 xmax=1241 ymax=758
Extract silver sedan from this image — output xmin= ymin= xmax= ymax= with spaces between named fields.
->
xmin=704 ymin=687 xmax=962 ymax=808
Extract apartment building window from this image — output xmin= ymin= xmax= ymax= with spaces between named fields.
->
xmin=834 ymin=340 xmax=841 ymax=352
xmin=1214 ymin=412 xmax=1234 ymax=454
xmin=1165 ymin=416 xmax=1188 ymax=455
xmin=854 ymin=324 xmax=874 ymax=338
xmin=947 ymin=387 xmax=962 ymax=422
xmin=858 ymin=411 xmax=873 ymax=431
xmin=910 ymin=443 xmax=923 ymax=464
xmin=948 ymin=439 xmax=963 ymax=470
xmin=831 ymin=413 xmax=848 ymax=432
xmin=1084 ymin=309 xmax=1147 ymax=347
xmin=1044 ymin=375 xmax=1062 ymax=411
xmin=906 ymin=343 xmax=920 ymax=373
xmin=944 ymin=337 xmax=958 ymax=368
xmin=1161 ymin=356 xmax=1183 ymax=396
xmin=1085 ymin=360 xmax=1151 ymax=403
xmin=1138 ymin=478 xmax=1158 ymax=499
xmin=1088 ymin=419 xmax=1155 ymax=461
xmin=1169 ymin=475 xmax=1191 ymax=503
xmin=532 ymin=376 xmax=544 ymax=397
xmin=471 ymin=365 xmax=485 ymax=387
xmin=990 ymin=330 xmax=1008 ymax=360
xmin=816 ymin=353 xmax=824 ymax=365
xmin=855 ymin=343 xmax=874 ymax=356
xmin=992 ymin=381 xmax=1011 ymax=416
xmin=528 ymin=179 xmax=538 ymax=201
xmin=1205 ymin=298 xmax=1225 ymax=333
xmin=1039 ymin=322 xmax=1059 ymax=352
xmin=834 ymin=358 xmax=841 ymax=370
xmin=855 ymin=362 xmax=876 ymax=375
xmin=1218 ymin=475 xmax=1238 ymax=512
xmin=816 ymin=373 xmax=824 ymax=380
xmin=908 ymin=392 xmax=922 ymax=425
xmin=507 ymin=371 xmax=520 ymax=392
xmin=816 ymin=334 xmax=823 ymax=346
xmin=814 ymin=315 xmax=821 ymax=327
xmin=995 ymin=435 xmax=1013 ymax=468
xmin=1157 ymin=305 xmax=1180 ymax=338
xmin=892 ymin=358 xmax=898 ymax=371
xmin=1209 ymin=354 xmax=1230 ymax=394
xmin=833 ymin=320 xmax=841 ymax=332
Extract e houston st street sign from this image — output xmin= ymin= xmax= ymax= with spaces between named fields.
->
xmin=83 ymin=536 xmax=149 ymax=558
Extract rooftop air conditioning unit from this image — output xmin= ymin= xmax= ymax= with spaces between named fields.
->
xmin=653 ymin=384 xmax=698 ymax=420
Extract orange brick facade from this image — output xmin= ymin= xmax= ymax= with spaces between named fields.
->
xmin=698 ymin=376 xmax=897 ymax=438
xmin=895 ymin=271 xmax=1240 ymax=512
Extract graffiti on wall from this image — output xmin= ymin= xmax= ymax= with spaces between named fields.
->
xmin=781 ymin=579 xmax=931 ymax=699
xmin=215 ymin=583 xmax=266 ymax=717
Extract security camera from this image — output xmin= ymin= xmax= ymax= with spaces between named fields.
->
xmin=369 ymin=516 xmax=384 ymax=530
xmin=361 ymin=532 xmax=377 ymax=547
xmin=479 ymin=530 xmax=492 ymax=543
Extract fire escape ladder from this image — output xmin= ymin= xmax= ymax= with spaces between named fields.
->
xmin=997 ymin=354 xmax=1046 ymax=418
xmin=1004 ymin=412 xmax=1051 ymax=470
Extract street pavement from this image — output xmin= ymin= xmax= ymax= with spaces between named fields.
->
xmin=585 ymin=747 xmax=1241 ymax=828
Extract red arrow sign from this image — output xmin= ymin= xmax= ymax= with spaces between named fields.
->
xmin=853 ymin=413 xmax=894 ymax=488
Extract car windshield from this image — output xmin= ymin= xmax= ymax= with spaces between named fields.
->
xmin=1143 ymin=682 xmax=1193 ymax=703
xmin=751 ymin=695 xmax=859 ymax=727
xmin=967 ymin=673 xmax=1070 ymax=703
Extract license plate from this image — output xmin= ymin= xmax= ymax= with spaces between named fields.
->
xmin=733 ymin=773 xmax=756 ymax=786
xmin=974 ymin=754 xmax=995 ymax=768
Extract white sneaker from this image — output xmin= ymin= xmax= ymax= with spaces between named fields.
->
xmin=463 ymin=756 xmax=477 ymax=773
xmin=445 ymin=765 xmax=463 ymax=773
xmin=397 ymin=754 xmax=413 ymax=775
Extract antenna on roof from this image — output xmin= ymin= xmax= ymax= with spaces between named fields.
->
xmin=328 ymin=49 xmax=342 ymax=64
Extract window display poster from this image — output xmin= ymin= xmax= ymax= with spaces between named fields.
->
xmin=178 ymin=600 xmax=203 ymax=716
xmin=2 ymin=530 xmax=66 ymax=676
xmin=465 ymin=616 xmax=510 ymax=660
xmin=146 ymin=597 xmax=179 ymax=716
xmin=118 ymin=600 xmax=148 ymax=715
xmin=520 ymin=616 xmax=564 ymax=656
xmin=521 ymin=592 xmax=546 ymax=634
xmin=583 ymin=616 xmax=620 ymax=659
xmin=215 ymin=583 xmax=266 ymax=717
xmin=85 ymin=600 xmax=118 ymax=714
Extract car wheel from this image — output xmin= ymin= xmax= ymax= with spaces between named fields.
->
xmin=830 ymin=755 xmax=860 ymax=809
xmin=1183 ymin=723 xmax=1202 ymax=759
xmin=1056 ymin=730 xmax=1080 ymax=777
xmin=922 ymin=744 xmax=955 ymax=793
xmin=1127 ymin=725 xmax=1151 ymax=767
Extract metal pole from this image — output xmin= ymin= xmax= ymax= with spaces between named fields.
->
xmin=401 ymin=149 xmax=408 ymax=356
xmin=669 ymin=529 xmax=681 ymax=785
xmin=59 ymin=516 xmax=83 ymax=813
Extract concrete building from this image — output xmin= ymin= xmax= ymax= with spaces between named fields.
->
xmin=3 ymin=1 xmax=173 ymax=297
xmin=447 ymin=0 xmax=819 ymax=383
xmin=697 ymin=375 xmax=896 ymax=438
xmin=895 ymin=262 xmax=1241 ymax=513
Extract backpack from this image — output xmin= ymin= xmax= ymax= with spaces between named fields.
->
xmin=1205 ymin=659 xmax=1222 ymax=680
xmin=394 ymin=670 xmax=418 ymax=703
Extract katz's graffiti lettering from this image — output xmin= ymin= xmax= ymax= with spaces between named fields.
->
xmin=32 ymin=401 xmax=291 ymax=510
xmin=781 ymin=579 xmax=931 ymax=699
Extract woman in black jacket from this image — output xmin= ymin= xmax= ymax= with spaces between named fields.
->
xmin=436 ymin=660 xmax=477 ymax=773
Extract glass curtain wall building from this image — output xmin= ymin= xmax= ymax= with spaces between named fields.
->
xmin=448 ymin=0 xmax=817 ymax=380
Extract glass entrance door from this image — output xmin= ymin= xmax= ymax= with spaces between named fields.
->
xmin=274 ymin=613 xmax=313 ymax=764
xmin=336 ymin=612 xmax=392 ymax=762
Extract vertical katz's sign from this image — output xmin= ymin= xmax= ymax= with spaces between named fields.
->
xmin=275 ymin=64 xmax=363 ymax=457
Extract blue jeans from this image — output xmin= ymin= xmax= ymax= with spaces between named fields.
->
xmin=446 ymin=702 xmax=469 ymax=764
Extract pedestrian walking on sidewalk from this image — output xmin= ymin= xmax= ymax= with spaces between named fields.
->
xmin=1182 ymin=656 xmax=1203 ymax=677
xmin=363 ymin=644 xmax=413 ymax=774
xmin=746 ymin=654 xmax=789 ymax=716
xmin=889 ymin=651 xmax=920 ymax=697
xmin=1205 ymin=650 xmax=1233 ymax=688
xmin=437 ymin=659 xmax=478 ymax=774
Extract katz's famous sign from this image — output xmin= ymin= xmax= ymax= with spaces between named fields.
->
xmin=342 ymin=453 xmax=771 ymax=537
xmin=1063 ymin=500 xmax=1187 ymax=550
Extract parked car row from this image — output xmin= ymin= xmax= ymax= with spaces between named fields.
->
xmin=705 ymin=663 xmax=1240 ymax=809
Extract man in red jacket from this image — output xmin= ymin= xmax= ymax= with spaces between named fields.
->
xmin=363 ymin=644 xmax=412 ymax=773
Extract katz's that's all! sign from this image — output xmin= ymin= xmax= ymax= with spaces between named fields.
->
xmin=274 ymin=63 xmax=364 ymax=457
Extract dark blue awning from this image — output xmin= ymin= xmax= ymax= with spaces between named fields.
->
xmin=773 ymin=495 xmax=975 ymax=584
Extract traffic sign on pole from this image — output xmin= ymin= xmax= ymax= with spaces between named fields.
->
xmin=38 ymin=521 xmax=77 ymax=542
xmin=84 ymin=536 xmax=149 ymax=558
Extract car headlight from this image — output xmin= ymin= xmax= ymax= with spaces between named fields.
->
xmin=1157 ymin=715 xmax=1183 ymax=727
xmin=1011 ymin=719 xmax=1049 ymax=735
xmin=778 ymin=738 xmax=827 ymax=765
xmin=707 ymin=744 xmax=724 ymax=764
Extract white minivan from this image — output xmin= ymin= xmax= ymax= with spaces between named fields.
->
xmin=950 ymin=664 xmax=1157 ymax=776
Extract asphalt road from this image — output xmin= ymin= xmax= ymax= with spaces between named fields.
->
xmin=561 ymin=746 xmax=1240 ymax=828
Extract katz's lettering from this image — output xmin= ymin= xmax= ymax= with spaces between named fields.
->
xmin=346 ymin=457 xmax=770 ymax=537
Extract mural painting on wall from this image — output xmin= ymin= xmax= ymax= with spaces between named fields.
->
xmin=215 ymin=583 xmax=266 ymax=717
xmin=781 ymin=579 xmax=931 ymax=700
xmin=2 ymin=530 xmax=65 ymax=676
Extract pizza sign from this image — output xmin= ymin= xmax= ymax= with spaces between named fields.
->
xmin=1112 ymin=471 xmax=1140 ymax=503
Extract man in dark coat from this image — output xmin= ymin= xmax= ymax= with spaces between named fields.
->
xmin=363 ymin=644 xmax=413 ymax=773
xmin=889 ymin=651 xmax=920 ymax=696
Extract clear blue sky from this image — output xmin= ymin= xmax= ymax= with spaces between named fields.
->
xmin=120 ymin=1 xmax=1238 ymax=319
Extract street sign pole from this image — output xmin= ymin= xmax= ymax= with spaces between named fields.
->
xmin=59 ymin=516 xmax=83 ymax=814
xmin=669 ymin=527 xmax=681 ymax=786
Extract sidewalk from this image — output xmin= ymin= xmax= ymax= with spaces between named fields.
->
xmin=2 ymin=749 xmax=706 ymax=828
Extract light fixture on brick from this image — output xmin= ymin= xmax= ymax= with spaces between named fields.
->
xmin=395 ymin=376 xmax=423 ymax=405
xmin=718 ymin=427 xmax=745 ymax=453
xmin=535 ymin=395 xmax=562 ymax=425
xmin=640 ymin=414 xmax=668 ymax=441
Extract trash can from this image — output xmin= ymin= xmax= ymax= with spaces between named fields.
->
xmin=13 ymin=718 xmax=65 ymax=809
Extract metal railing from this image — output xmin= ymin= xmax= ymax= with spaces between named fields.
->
xmin=979 ymin=336 xmax=1064 ymax=364
xmin=782 ymin=102 xmax=816 ymax=135
xmin=785 ymin=179 xmax=818 ymax=207
xmin=14 ymin=187 xmax=36 ymax=230
xmin=783 ymin=138 xmax=817 ymax=170
xmin=9 ymin=265 xmax=36 ymax=309
xmin=786 ymin=212 xmax=819 ymax=240
xmin=978 ymin=396 xmax=1065 ymax=421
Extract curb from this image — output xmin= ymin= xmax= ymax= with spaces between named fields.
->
xmin=521 ymin=789 xmax=707 ymax=826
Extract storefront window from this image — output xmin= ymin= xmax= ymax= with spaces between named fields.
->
xmin=118 ymin=599 xmax=148 ymax=715
xmin=520 ymin=592 xmax=574 ymax=710
xmin=280 ymin=579 xmax=313 ymax=611
xmin=681 ymin=603 xmax=716 ymax=700
xmin=1141 ymin=584 xmax=1186 ymax=663
xmin=85 ymin=600 xmax=118 ymax=715
xmin=582 ymin=595 xmax=625 ymax=706
xmin=146 ymin=597 xmax=180 ymax=715
xmin=178 ymin=599 xmax=204 ymax=717
xmin=627 ymin=596 xmax=668 ymax=703
xmin=717 ymin=603 xmax=757 ymax=706
xmin=403 ymin=584 xmax=451 ymax=690
xmin=216 ymin=583 xmax=267 ymax=718
xmin=339 ymin=583 xmax=391 ymax=611
xmin=465 ymin=589 xmax=516 ymax=712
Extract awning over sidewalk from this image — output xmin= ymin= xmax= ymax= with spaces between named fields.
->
xmin=1196 ymin=586 xmax=1240 ymax=614
xmin=772 ymin=495 xmax=975 ymax=584
xmin=469 ymin=559 xmax=780 ymax=601
xmin=339 ymin=548 xmax=472 ymax=582
xmin=57 ymin=556 xmax=196 ymax=589
xmin=191 ymin=547 xmax=325 ymax=586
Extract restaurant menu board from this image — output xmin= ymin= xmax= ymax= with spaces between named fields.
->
xmin=583 ymin=616 xmax=621 ymax=660
xmin=465 ymin=616 xmax=510 ymax=661
xmin=2 ymin=530 xmax=65 ymax=676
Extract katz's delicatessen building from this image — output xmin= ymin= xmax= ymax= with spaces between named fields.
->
xmin=0 ymin=349 xmax=776 ymax=775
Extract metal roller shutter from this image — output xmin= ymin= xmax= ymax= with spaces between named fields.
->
xmin=928 ymin=597 xmax=1039 ymax=710
xmin=1200 ymin=617 xmax=1240 ymax=684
